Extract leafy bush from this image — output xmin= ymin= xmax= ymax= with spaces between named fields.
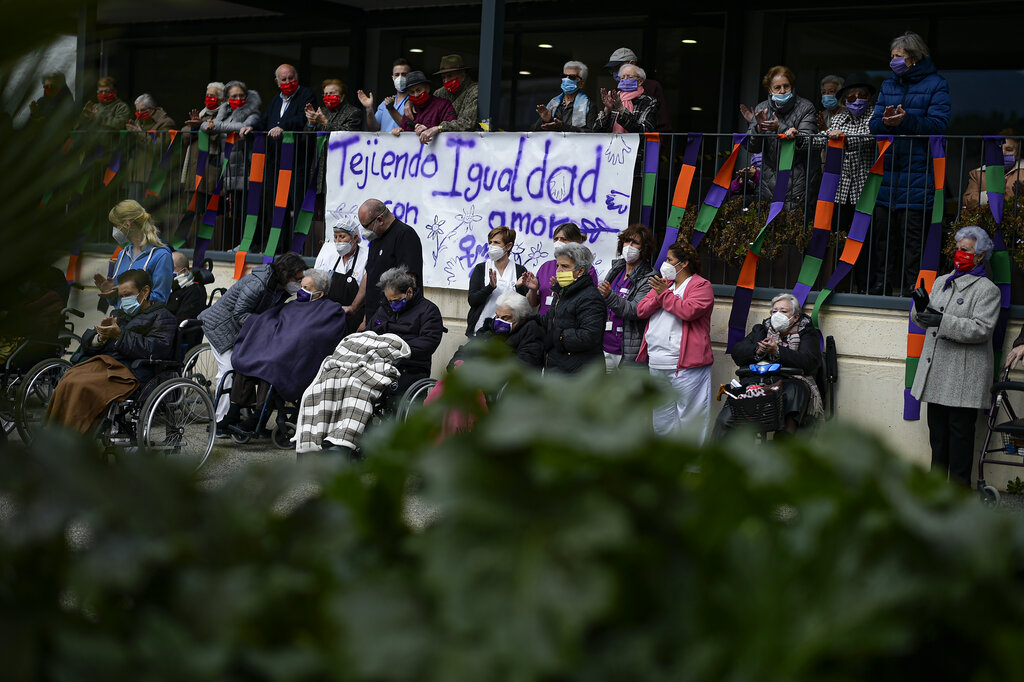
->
xmin=3 ymin=353 xmax=1024 ymax=681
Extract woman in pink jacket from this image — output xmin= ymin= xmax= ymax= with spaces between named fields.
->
xmin=636 ymin=242 xmax=715 ymax=440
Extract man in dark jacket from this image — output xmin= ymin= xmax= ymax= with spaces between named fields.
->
xmin=166 ymin=252 xmax=208 ymax=324
xmin=541 ymin=242 xmax=606 ymax=373
xmin=47 ymin=269 xmax=177 ymax=433
xmin=359 ymin=198 xmax=424 ymax=328
xmin=367 ymin=265 xmax=444 ymax=394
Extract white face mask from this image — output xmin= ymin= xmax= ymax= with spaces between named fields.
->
xmin=622 ymin=245 xmax=640 ymax=263
xmin=394 ymin=75 xmax=407 ymax=92
xmin=112 ymin=225 xmax=129 ymax=245
xmin=285 ymin=281 xmax=302 ymax=295
xmin=488 ymin=245 xmax=506 ymax=262
xmin=659 ymin=261 xmax=679 ymax=279
xmin=771 ymin=311 xmax=792 ymax=331
xmin=335 ymin=240 xmax=354 ymax=256
xmin=174 ymin=270 xmax=194 ymax=288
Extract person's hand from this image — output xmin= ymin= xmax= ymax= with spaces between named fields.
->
xmin=184 ymin=108 xmax=201 ymax=126
xmin=125 ymin=120 xmax=141 ymax=132
xmin=882 ymin=104 xmax=906 ymax=127
xmin=1006 ymin=344 xmax=1024 ymax=369
xmin=357 ymin=89 xmax=374 ymax=109
xmin=549 ymin=275 xmax=558 ymax=288
xmin=96 ymin=317 xmax=121 ymax=340
xmin=315 ymin=107 xmax=328 ymax=126
xmin=597 ymin=281 xmax=612 ymax=298
xmin=240 ymin=125 xmax=253 ymax=136
xmin=82 ymin=101 xmax=97 ymax=118
xmin=609 ymin=90 xmax=624 ymax=112
xmin=520 ymin=271 xmax=539 ymax=292
xmin=268 ymin=126 xmax=284 ymax=139
xmin=757 ymin=337 xmax=778 ymax=355
xmin=600 ymin=88 xmax=616 ymax=112
xmin=816 ymin=110 xmax=827 ymax=130
xmin=649 ymin=275 xmax=670 ymax=294
xmin=200 ymin=120 xmax=214 ymax=132
xmin=413 ymin=123 xmax=426 ymax=134
xmin=390 ymin=128 xmax=402 ymax=137
xmin=739 ymin=103 xmax=754 ymax=123
xmin=419 ymin=125 xmax=441 ymax=144
xmin=540 ymin=118 xmax=563 ymax=131
xmin=304 ymin=102 xmax=317 ymax=122
xmin=357 ymin=318 xmax=366 ymax=332
xmin=536 ymin=104 xmax=552 ymax=123
xmin=783 ymin=126 xmax=798 ymax=140
xmin=916 ymin=307 xmax=943 ymax=328
xmin=828 ymin=129 xmax=843 ymax=141
xmin=94 ymin=273 xmax=116 ymax=296
xmin=382 ymin=95 xmax=395 ymax=109
xmin=488 ymin=269 xmax=498 ymax=287
xmin=756 ymin=109 xmax=779 ymax=133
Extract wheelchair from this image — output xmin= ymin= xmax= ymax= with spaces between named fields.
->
xmin=91 ymin=319 xmax=216 ymax=470
xmin=8 ymin=307 xmax=85 ymax=443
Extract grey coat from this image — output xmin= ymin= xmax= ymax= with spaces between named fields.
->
xmin=746 ymin=95 xmax=819 ymax=208
xmin=602 ymin=258 xmax=654 ymax=364
xmin=911 ymin=271 xmax=1000 ymax=409
xmin=208 ymin=90 xmax=263 ymax=192
xmin=198 ymin=264 xmax=283 ymax=353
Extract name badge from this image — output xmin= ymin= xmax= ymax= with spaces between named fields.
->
xmin=605 ymin=320 xmax=613 ymax=331
xmin=545 ymin=295 xmax=554 ymax=306
xmin=619 ymin=287 xmax=629 ymax=296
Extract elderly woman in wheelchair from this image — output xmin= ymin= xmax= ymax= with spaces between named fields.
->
xmin=714 ymin=293 xmax=823 ymax=436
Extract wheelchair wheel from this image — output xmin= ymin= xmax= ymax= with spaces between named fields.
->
xmin=271 ymin=422 xmax=296 ymax=450
xmin=395 ymin=378 xmax=437 ymax=422
xmin=231 ymin=430 xmax=251 ymax=445
xmin=182 ymin=343 xmax=217 ymax=397
xmin=0 ymin=375 xmax=22 ymax=435
xmin=138 ymin=378 xmax=215 ymax=471
xmin=16 ymin=358 xmax=71 ymax=444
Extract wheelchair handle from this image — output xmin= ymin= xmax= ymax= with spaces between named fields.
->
xmin=62 ymin=307 xmax=85 ymax=319
xmin=736 ymin=366 xmax=804 ymax=379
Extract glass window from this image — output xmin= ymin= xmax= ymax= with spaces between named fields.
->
xmin=309 ymin=45 xmax=352 ymax=101
xmin=216 ymin=42 xmax=303 ymax=97
xmin=132 ymin=45 xmax=212 ymax=116
xmin=654 ymin=21 xmax=725 ymax=132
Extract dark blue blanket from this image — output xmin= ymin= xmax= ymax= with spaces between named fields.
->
xmin=232 ymin=298 xmax=347 ymax=401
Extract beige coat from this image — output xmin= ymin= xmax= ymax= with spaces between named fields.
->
xmin=962 ymin=162 xmax=1024 ymax=209
xmin=912 ymin=271 xmax=1000 ymax=409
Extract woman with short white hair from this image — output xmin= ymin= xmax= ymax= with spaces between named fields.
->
xmin=533 ymin=60 xmax=596 ymax=132
xmin=911 ymin=225 xmax=1000 ymax=487
xmin=593 ymin=63 xmax=659 ymax=133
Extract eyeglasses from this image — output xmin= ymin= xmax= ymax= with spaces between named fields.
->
xmin=844 ymin=93 xmax=866 ymax=103
xmin=360 ymin=212 xmax=384 ymax=229
xmin=561 ymin=73 xmax=582 ymax=81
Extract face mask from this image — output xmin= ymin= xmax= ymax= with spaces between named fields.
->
xmin=617 ymin=78 xmax=639 ymax=93
xmin=393 ymin=75 xmax=407 ymax=92
xmin=555 ymin=270 xmax=576 ymax=288
xmin=97 ymin=92 xmax=116 ymax=104
xmin=323 ymin=94 xmax=341 ymax=110
xmin=204 ymin=96 xmax=219 ymax=110
xmin=174 ymin=270 xmax=194 ymax=288
xmin=953 ymin=249 xmax=976 ymax=272
xmin=493 ymin=318 xmax=512 ymax=335
xmin=621 ymin=245 xmax=640 ymax=263
xmin=112 ymin=225 xmax=129 ymax=245
xmin=409 ymin=91 xmax=429 ymax=107
xmin=561 ymin=78 xmax=578 ymax=95
xmin=285 ymin=281 xmax=302 ymax=295
xmin=279 ymin=80 xmax=299 ymax=97
xmin=771 ymin=92 xmax=793 ymax=105
xmin=361 ymin=228 xmax=377 ymax=241
xmin=296 ymin=288 xmax=315 ymax=303
xmin=390 ymin=297 xmax=408 ymax=313
xmin=229 ymin=97 xmax=246 ymax=110
xmin=135 ymin=110 xmax=152 ymax=120
xmin=821 ymin=94 xmax=838 ymax=109
xmin=846 ymin=98 xmax=870 ymax=117
xmin=43 ymin=86 xmax=55 ymax=96
xmin=443 ymin=78 xmax=461 ymax=95
xmin=120 ymin=295 xmax=141 ymax=316
xmin=488 ymin=245 xmax=506 ymax=262
xmin=890 ymin=56 xmax=909 ymax=75
xmin=335 ymin=240 xmax=354 ymax=256
xmin=659 ymin=261 xmax=679 ymax=279
xmin=1004 ymin=153 xmax=1017 ymax=170
xmin=770 ymin=311 xmax=791 ymax=331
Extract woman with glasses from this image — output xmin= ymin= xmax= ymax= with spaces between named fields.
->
xmin=533 ymin=61 xmax=596 ymax=132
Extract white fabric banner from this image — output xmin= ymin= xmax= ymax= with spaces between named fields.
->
xmin=325 ymin=131 xmax=639 ymax=289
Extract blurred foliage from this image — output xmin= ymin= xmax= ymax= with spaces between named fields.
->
xmin=949 ymin=197 xmax=1024 ymax=270
xmin=4 ymin=351 xmax=1024 ymax=681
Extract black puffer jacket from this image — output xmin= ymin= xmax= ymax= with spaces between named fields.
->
xmin=730 ymin=314 xmax=822 ymax=375
xmin=367 ymin=290 xmax=445 ymax=377
xmin=540 ymin=274 xmax=606 ymax=373
xmin=79 ymin=302 xmax=178 ymax=384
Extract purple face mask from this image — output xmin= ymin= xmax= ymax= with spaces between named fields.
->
xmin=1005 ymin=153 xmax=1017 ymax=170
xmin=890 ymin=56 xmax=909 ymax=75
xmin=846 ymin=98 xmax=870 ymax=117
xmin=390 ymin=297 xmax=408 ymax=313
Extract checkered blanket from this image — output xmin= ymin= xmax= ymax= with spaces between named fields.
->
xmin=294 ymin=332 xmax=411 ymax=453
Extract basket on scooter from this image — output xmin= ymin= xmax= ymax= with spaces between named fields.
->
xmin=727 ymin=381 xmax=784 ymax=432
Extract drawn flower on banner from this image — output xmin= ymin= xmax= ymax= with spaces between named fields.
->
xmin=455 ymin=204 xmax=483 ymax=233
xmin=604 ymin=136 xmax=633 ymax=166
xmin=605 ymin=190 xmax=629 ymax=215
xmin=510 ymin=243 xmax=526 ymax=265
xmin=524 ymin=243 xmax=549 ymax=268
xmin=425 ymin=214 xmax=452 ymax=266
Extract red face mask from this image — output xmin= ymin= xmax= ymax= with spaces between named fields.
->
xmin=229 ymin=97 xmax=246 ymax=110
xmin=97 ymin=92 xmax=116 ymax=104
xmin=43 ymin=86 xmax=55 ymax=96
xmin=409 ymin=91 xmax=430 ymax=107
xmin=279 ymin=80 xmax=299 ymax=97
xmin=443 ymin=77 xmax=461 ymax=95
xmin=204 ymin=96 xmax=219 ymax=110
xmin=322 ymin=94 xmax=341 ymax=110
xmin=953 ymin=249 xmax=976 ymax=272
xmin=135 ymin=110 xmax=152 ymax=121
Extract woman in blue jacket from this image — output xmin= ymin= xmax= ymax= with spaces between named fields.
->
xmin=867 ymin=31 xmax=950 ymax=296
xmin=93 ymin=200 xmax=174 ymax=306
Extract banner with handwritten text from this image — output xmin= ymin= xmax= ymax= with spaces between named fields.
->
xmin=325 ymin=132 xmax=640 ymax=289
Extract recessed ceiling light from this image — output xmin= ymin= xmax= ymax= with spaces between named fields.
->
xmin=690 ymin=106 xmax=703 ymax=111
xmin=409 ymin=48 xmax=424 ymax=53
xmin=537 ymin=43 xmax=553 ymax=49
xmin=681 ymin=39 xmax=697 ymax=44
xmin=519 ymin=70 xmax=532 ymax=75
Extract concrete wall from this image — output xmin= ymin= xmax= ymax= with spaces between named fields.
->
xmin=66 ymin=253 xmax=1024 ymax=489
